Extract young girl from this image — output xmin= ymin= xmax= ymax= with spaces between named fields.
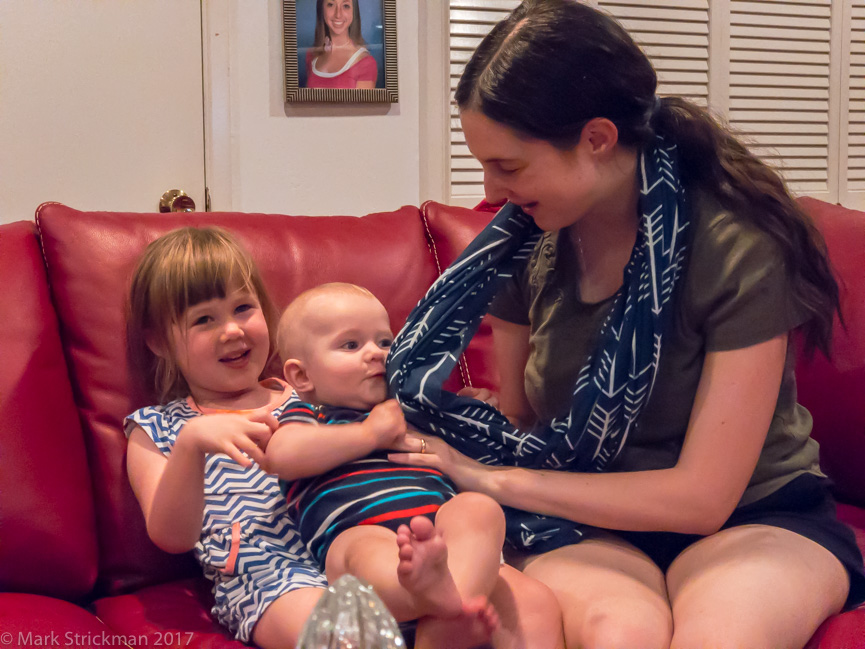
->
xmin=124 ymin=226 xmax=326 ymax=647
xmin=124 ymin=226 xmax=564 ymax=649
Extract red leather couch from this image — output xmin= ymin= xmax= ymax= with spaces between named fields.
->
xmin=0 ymin=198 xmax=862 ymax=648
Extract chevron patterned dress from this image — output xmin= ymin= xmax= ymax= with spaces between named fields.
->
xmin=125 ymin=382 xmax=328 ymax=642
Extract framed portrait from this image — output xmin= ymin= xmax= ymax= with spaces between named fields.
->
xmin=283 ymin=0 xmax=398 ymax=103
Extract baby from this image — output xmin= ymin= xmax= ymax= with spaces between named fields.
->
xmin=265 ymin=282 xmax=505 ymax=633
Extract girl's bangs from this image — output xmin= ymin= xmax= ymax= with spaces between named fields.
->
xmin=167 ymin=238 xmax=257 ymax=321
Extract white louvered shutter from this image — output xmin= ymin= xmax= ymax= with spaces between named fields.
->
xmin=597 ymin=0 xmax=710 ymax=105
xmin=444 ymin=1 xmax=854 ymax=206
xmin=846 ymin=0 xmax=865 ymax=207
xmin=727 ymin=1 xmax=832 ymax=198
xmin=448 ymin=1 xmax=520 ymax=204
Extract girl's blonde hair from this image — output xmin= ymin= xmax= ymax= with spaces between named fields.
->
xmin=127 ymin=226 xmax=278 ymax=404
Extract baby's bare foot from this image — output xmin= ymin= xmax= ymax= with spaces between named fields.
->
xmin=461 ymin=596 xmax=500 ymax=637
xmin=396 ymin=516 xmax=463 ymax=618
xmin=414 ymin=598 xmax=500 ymax=649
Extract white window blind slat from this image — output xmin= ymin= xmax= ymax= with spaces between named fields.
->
xmin=732 ymin=86 xmax=830 ymax=100
xmin=729 ymin=24 xmax=829 ymax=41
xmin=731 ymin=37 xmax=829 ymax=54
xmin=727 ymin=1 xmax=830 ymax=17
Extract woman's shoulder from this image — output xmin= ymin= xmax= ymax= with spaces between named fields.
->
xmin=350 ymin=49 xmax=377 ymax=76
xmin=681 ymin=187 xmax=806 ymax=349
xmin=687 ymin=187 xmax=783 ymax=264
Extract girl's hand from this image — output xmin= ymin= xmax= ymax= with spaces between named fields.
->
xmin=176 ymin=412 xmax=277 ymax=468
xmin=363 ymin=399 xmax=408 ymax=449
xmin=388 ymin=434 xmax=495 ymax=494
xmin=456 ymin=386 xmax=500 ymax=409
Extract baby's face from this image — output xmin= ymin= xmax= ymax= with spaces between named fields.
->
xmin=300 ymin=292 xmax=394 ymax=410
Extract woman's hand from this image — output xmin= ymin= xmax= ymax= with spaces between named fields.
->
xmin=456 ymin=386 xmax=500 ymax=409
xmin=389 ymin=434 xmax=499 ymax=494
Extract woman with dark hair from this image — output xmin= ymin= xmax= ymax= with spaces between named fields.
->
xmin=305 ymin=0 xmax=377 ymax=89
xmin=392 ymin=1 xmax=865 ymax=647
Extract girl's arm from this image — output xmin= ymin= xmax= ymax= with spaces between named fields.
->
xmin=394 ymin=325 xmax=788 ymax=536
xmin=127 ymin=425 xmax=208 ymax=553
xmin=126 ymin=413 xmax=274 ymax=553
xmin=264 ymin=399 xmax=407 ymax=481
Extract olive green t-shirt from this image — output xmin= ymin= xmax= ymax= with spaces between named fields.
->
xmin=489 ymin=191 xmax=823 ymax=506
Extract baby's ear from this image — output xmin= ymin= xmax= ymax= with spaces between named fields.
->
xmin=283 ymin=358 xmax=313 ymax=392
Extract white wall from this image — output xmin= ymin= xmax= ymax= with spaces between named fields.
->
xmin=0 ymin=1 xmax=207 ymax=224
xmin=208 ymin=0 xmax=421 ymax=216
xmin=0 ymin=0 xmax=422 ymax=225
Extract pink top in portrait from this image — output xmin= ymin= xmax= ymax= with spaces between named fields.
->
xmin=305 ymin=48 xmax=378 ymax=89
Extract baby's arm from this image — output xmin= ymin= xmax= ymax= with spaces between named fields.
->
xmin=126 ymin=413 xmax=274 ymax=553
xmin=264 ymin=399 xmax=405 ymax=481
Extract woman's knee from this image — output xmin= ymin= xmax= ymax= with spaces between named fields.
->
xmin=494 ymin=566 xmax=565 ymax=649
xmin=578 ymin=598 xmax=672 ymax=649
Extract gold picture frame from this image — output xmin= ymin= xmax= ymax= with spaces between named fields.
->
xmin=283 ymin=0 xmax=398 ymax=103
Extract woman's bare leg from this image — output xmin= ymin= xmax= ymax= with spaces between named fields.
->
xmin=518 ymin=534 xmax=672 ymax=649
xmin=667 ymin=524 xmax=849 ymax=649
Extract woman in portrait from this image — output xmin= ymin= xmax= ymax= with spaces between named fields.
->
xmin=305 ymin=0 xmax=377 ymax=90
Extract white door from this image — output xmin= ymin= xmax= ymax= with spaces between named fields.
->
xmin=0 ymin=1 xmax=206 ymax=224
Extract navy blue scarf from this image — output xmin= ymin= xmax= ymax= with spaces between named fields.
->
xmin=387 ymin=138 xmax=690 ymax=551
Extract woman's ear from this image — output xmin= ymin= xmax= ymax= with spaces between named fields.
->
xmin=581 ymin=117 xmax=620 ymax=155
xmin=283 ymin=358 xmax=313 ymax=393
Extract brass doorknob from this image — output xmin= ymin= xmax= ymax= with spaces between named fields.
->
xmin=159 ymin=189 xmax=196 ymax=212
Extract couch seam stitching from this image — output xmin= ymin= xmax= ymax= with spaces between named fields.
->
xmin=419 ymin=204 xmax=442 ymax=277
xmin=419 ymin=204 xmax=470 ymax=388
xmin=35 ymin=202 xmax=63 ymax=291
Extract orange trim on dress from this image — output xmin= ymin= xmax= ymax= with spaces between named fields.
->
xmin=187 ymin=378 xmax=293 ymax=415
xmin=220 ymin=521 xmax=242 ymax=575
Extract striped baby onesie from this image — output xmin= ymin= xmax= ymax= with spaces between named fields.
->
xmin=277 ymin=401 xmax=458 ymax=568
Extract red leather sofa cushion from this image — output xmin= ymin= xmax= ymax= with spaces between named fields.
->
xmin=796 ymin=198 xmax=865 ymax=509
xmin=0 ymin=222 xmax=98 ymax=600
xmin=93 ymin=578 xmax=244 ymax=649
xmin=35 ymin=203 xmax=440 ymax=596
xmin=0 ymin=594 xmax=113 ymax=645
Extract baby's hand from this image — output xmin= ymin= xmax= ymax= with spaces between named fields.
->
xmin=364 ymin=399 xmax=407 ymax=449
xmin=178 ymin=412 xmax=276 ymax=467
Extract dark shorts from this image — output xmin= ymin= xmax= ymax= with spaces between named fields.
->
xmin=616 ymin=473 xmax=865 ymax=610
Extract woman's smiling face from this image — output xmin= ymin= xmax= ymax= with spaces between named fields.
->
xmin=460 ymin=108 xmax=604 ymax=233
xmin=323 ymin=0 xmax=354 ymax=39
